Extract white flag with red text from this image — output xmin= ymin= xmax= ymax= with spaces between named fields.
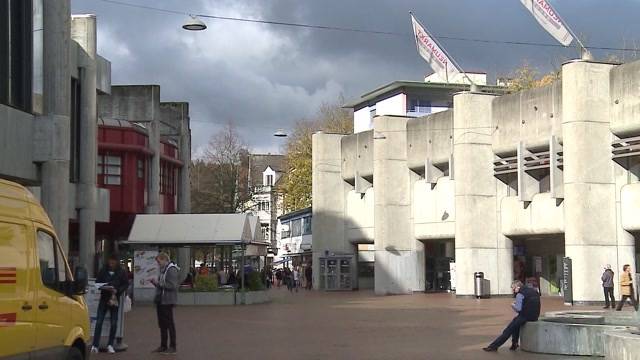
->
xmin=520 ymin=0 xmax=573 ymax=46
xmin=411 ymin=14 xmax=461 ymax=81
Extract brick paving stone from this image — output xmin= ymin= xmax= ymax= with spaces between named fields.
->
xmin=93 ymin=288 xmax=604 ymax=360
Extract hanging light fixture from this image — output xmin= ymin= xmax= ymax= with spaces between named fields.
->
xmin=182 ymin=15 xmax=207 ymax=31
xmin=273 ymin=129 xmax=288 ymax=137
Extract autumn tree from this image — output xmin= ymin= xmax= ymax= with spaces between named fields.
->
xmin=505 ymin=62 xmax=560 ymax=92
xmin=279 ymin=96 xmax=353 ymax=212
xmin=190 ymin=122 xmax=250 ymax=213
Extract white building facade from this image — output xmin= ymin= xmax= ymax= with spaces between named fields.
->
xmin=313 ymin=59 xmax=640 ymax=304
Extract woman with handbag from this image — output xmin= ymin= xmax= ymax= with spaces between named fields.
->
xmin=91 ymin=255 xmax=129 ymax=354
xmin=150 ymin=253 xmax=180 ymax=355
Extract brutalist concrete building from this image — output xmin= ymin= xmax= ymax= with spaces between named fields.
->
xmin=312 ymin=59 xmax=640 ymax=304
xmin=0 ymin=1 xmax=190 ymax=275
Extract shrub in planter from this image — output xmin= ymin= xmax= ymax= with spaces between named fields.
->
xmin=194 ymin=275 xmax=219 ymax=292
xmin=245 ymin=271 xmax=265 ymax=291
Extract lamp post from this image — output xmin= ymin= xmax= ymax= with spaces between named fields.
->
xmin=240 ymin=242 xmax=247 ymax=305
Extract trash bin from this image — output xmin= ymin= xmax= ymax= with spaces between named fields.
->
xmin=474 ymin=272 xmax=490 ymax=299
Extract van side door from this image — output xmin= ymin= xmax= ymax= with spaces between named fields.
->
xmin=33 ymin=229 xmax=73 ymax=359
xmin=0 ymin=219 xmax=35 ymax=359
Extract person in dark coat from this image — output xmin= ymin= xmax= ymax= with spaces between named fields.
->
xmin=150 ymin=252 xmax=180 ymax=354
xmin=91 ymin=255 xmax=129 ymax=354
xmin=483 ymin=280 xmax=541 ymax=352
xmin=305 ymin=265 xmax=313 ymax=290
xmin=601 ymin=264 xmax=615 ymax=309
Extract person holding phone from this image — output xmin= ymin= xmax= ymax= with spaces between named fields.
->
xmin=150 ymin=253 xmax=179 ymax=355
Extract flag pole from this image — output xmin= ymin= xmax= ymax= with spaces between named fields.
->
xmin=540 ymin=1 xmax=592 ymax=60
xmin=410 ymin=12 xmax=478 ymax=91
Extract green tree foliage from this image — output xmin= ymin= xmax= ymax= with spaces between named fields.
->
xmin=280 ymin=96 xmax=353 ymax=212
xmin=191 ymin=123 xmax=250 ymax=213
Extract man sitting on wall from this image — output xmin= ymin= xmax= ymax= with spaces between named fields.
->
xmin=483 ymin=280 xmax=541 ymax=352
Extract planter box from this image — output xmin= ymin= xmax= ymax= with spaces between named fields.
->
xmin=137 ymin=289 xmax=270 ymax=306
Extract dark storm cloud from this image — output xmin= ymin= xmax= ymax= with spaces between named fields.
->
xmin=72 ymin=0 xmax=640 ymax=154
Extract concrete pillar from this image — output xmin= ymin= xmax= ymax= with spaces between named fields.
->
xmin=311 ymin=132 xmax=349 ymax=290
xmin=146 ymin=89 xmax=161 ymax=214
xmin=71 ymin=15 xmax=97 ymax=275
xmin=37 ymin=0 xmax=71 ymax=253
xmin=561 ymin=60 xmax=633 ymax=303
xmin=177 ymin=104 xmax=191 ymax=214
xmin=453 ymin=92 xmax=512 ymax=296
xmin=373 ymin=116 xmax=417 ymax=295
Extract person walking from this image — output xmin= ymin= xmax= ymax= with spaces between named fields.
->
xmin=91 ymin=256 xmax=129 ymax=354
xmin=275 ymin=268 xmax=283 ymax=288
xmin=293 ymin=267 xmax=300 ymax=292
xmin=483 ymin=280 xmax=541 ymax=352
xmin=284 ymin=267 xmax=293 ymax=292
xmin=601 ymin=265 xmax=615 ymax=309
xmin=305 ymin=265 xmax=313 ymax=290
xmin=150 ymin=253 xmax=179 ymax=355
xmin=616 ymin=264 xmax=638 ymax=311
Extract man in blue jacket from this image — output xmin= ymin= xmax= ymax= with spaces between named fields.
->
xmin=483 ymin=280 xmax=541 ymax=352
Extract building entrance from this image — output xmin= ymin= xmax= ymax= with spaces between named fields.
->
xmin=319 ymin=256 xmax=354 ymax=291
xmin=424 ymin=241 xmax=454 ymax=292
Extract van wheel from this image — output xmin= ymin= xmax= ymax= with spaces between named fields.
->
xmin=66 ymin=346 xmax=84 ymax=360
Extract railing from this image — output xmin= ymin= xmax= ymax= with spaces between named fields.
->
xmin=612 ymin=136 xmax=640 ymax=160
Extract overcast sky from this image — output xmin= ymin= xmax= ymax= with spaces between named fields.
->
xmin=71 ymin=0 xmax=640 ymax=155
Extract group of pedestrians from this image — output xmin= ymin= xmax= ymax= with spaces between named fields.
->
xmin=273 ymin=265 xmax=313 ymax=292
xmin=91 ymin=252 xmax=180 ymax=355
xmin=601 ymin=264 xmax=638 ymax=311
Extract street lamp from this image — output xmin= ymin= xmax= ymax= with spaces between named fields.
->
xmin=182 ymin=15 xmax=207 ymax=31
xmin=273 ymin=129 xmax=288 ymax=138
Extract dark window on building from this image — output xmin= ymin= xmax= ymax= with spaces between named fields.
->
xmin=160 ymin=163 xmax=176 ymax=195
xmin=407 ymin=98 xmax=431 ymax=113
xmin=97 ymin=153 xmax=122 ymax=186
xmin=303 ymin=216 xmax=312 ymax=235
xmin=265 ymin=174 xmax=273 ymax=186
xmin=0 ymin=0 xmax=34 ymax=112
xmin=137 ymin=159 xmax=144 ymax=179
xmin=281 ymin=221 xmax=290 ymax=239
xmin=69 ymin=76 xmax=81 ymax=182
xmin=291 ymin=218 xmax=302 ymax=237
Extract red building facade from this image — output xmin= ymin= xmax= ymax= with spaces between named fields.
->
xmin=95 ymin=118 xmax=183 ymax=243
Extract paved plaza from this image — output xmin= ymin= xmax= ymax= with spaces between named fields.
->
xmin=91 ymin=288 xmax=612 ymax=360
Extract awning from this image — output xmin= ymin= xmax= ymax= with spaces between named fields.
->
xmin=126 ymin=213 xmax=270 ymax=246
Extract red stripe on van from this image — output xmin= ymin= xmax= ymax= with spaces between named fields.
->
xmin=0 ymin=273 xmax=16 ymax=277
xmin=0 ymin=313 xmax=16 ymax=326
xmin=0 ymin=267 xmax=16 ymax=271
xmin=0 ymin=280 xmax=16 ymax=284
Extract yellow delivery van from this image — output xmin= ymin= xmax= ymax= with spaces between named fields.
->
xmin=0 ymin=179 xmax=90 ymax=359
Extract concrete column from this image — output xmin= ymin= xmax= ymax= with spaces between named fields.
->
xmin=453 ymin=92 xmax=512 ymax=296
xmin=178 ymin=104 xmax=191 ymax=213
xmin=373 ymin=116 xmax=417 ymax=295
xmin=146 ymin=89 xmax=161 ymax=214
xmin=311 ymin=132 xmax=349 ymax=290
xmin=561 ymin=60 xmax=632 ymax=303
xmin=71 ymin=15 xmax=97 ymax=275
xmin=37 ymin=0 xmax=71 ymax=252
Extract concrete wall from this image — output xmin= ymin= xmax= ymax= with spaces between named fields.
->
xmin=493 ymin=81 xmax=562 ymax=155
xmin=345 ymin=188 xmax=374 ymax=243
xmin=413 ymin=178 xmax=455 ymax=240
xmin=312 ymin=132 xmax=352 ymax=289
xmin=500 ymin=193 xmax=564 ymax=236
xmin=610 ymin=60 xmax=640 ymax=137
xmin=0 ymin=106 xmax=37 ymax=182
